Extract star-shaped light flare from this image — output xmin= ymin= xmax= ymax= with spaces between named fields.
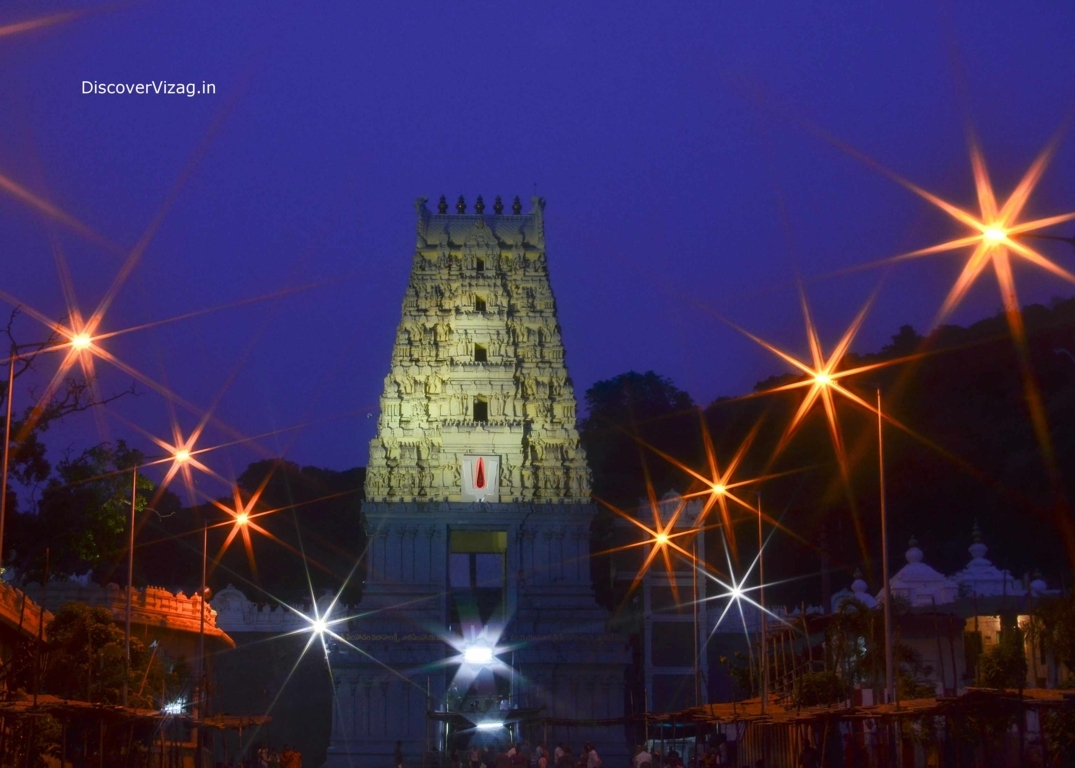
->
xmin=595 ymin=491 xmax=704 ymax=596
xmin=202 ymin=469 xmax=362 ymax=584
xmin=839 ymin=129 xmax=1075 ymax=323
xmin=732 ymin=290 xmax=919 ymax=472
xmin=833 ymin=128 xmax=1075 ymax=469
xmin=209 ymin=476 xmax=277 ymax=580
xmin=0 ymin=9 xmax=92 ymax=39
xmin=628 ymin=416 xmax=799 ymax=563
xmin=703 ymin=531 xmax=791 ymax=652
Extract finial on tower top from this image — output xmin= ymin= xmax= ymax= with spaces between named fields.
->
xmin=512 ymin=196 xmax=522 ymax=214
xmin=456 ymin=195 xmax=466 ymax=214
xmin=438 ymin=195 xmax=448 ymax=214
xmin=494 ymin=195 xmax=504 ymax=215
xmin=851 ymin=569 xmax=868 ymax=596
xmin=475 ymin=195 xmax=485 ymax=214
xmin=906 ymin=536 xmax=923 ymax=564
xmin=1031 ymin=569 xmax=1047 ymax=595
xmin=969 ymin=521 xmax=989 ymax=562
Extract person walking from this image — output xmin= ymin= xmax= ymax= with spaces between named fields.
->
xmin=510 ymin=744 xmax=528 ymax=768
xmin=395 ymin=740 xmax=405 ymax=768
xmin=633 ymin=745 xmax=652 ymax=768
xmin=279 ymin=745 xmax=296 ymax=768
xmin=555 ymin=745 xmax=574 ymax=768
xmin=797 ymin=741 xmax=820 ymax=768
xmin=585 ymin=743 xmax=602 ymax=768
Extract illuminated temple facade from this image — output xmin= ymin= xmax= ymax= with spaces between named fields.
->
xmin=325 ymin=196 xmax=628 ymax=766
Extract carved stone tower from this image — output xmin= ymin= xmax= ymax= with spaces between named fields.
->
xmin=326 ymin=197 xmax=628 ymax=767
xmin=364 ymin=195 xmax=592 ymax=505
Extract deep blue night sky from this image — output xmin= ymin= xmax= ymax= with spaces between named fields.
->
xmin=3 ymin=2 xmax=1075 ymax=493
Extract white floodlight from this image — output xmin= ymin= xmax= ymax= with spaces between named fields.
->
xmin=463 ymin=645 xmax=494 ymax=665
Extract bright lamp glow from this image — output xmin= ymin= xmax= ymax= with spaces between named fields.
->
xmin=654 ymin=533 xmax=669 ymax=545
xmin=71 ymin=333 xmax=92 ymax=350
xmin=463 ymin=645 xmax=493 ymax=665
xmin=476 ymin=722 xmax=504 ymax=731
xmin=174 ymin=449 xmax=191 ymax=463
xmin=312 ymin=617 xmax=328 ymax=635
xmin=983 ymin=226 xmax=1006 ymax=243
xmin=236 ymin=511 xmax=249 ymax=526
xmin=813 ymin=373 xmax=832 ymax=386
xmin=162 ymin=699 xmax=185 ymax=715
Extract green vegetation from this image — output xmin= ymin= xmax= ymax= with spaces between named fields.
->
xmin=584 ymin=297 xmax=1075 ymax=606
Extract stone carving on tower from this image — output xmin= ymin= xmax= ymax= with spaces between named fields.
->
xmin=365 ymin=195 xmax=592 ymax=504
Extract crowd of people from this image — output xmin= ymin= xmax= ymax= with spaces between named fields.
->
xmin=220 ymin=736 xmax=820 ymax=768
xmin=212 ymin=743 xmax=303 ymax=768
xmin=448 ymin=741 xmax=604 ymax=768
xmin=631 ymin=739 xmax=821 ymax=768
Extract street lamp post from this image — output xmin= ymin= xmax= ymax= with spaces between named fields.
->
xmin=196 ymin=523 xmax=207 ymax=767
xmin=121 ymin=448 xmax=193 ymax=709
xmin=0 ymin=335 xmax=94 ymax=571
xmin=757 ymin=494 xmax=767 ymax=716
xmin=0 ymin=345 xmax=15 ymax=573
xmin=692 ymin=532 xmax=701 ymax=707
xmin=123 ymin=465 xmax=138 ymax=708
xmin=877 ymin=389 xmax=895 ymax=704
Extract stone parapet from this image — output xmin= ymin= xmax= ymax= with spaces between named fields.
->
xmin=21 ymin=582 xmax=234 ymax=649
xmin=0 ymin=581 xmax=51 ymax=640
xmin=211 ymin=584 xmax=338 ymax=635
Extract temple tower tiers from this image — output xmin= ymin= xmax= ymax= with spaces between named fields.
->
xmin=365 ymin=194 xmax=592 ymax=504
xmin=326 ymin=197 xmax=628 ymax=768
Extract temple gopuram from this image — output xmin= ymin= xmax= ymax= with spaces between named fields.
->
xmin=325 ymin=195 xmax=629 ymax=766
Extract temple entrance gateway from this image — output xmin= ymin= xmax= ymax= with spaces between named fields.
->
xmin=325 ymin=196 xmax=628 ymax=767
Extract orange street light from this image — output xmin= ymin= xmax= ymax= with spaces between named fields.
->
xmin=69 ymin=332 xmax=93 ymax=350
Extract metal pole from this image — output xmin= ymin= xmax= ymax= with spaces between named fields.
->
xmin=758 ymin=494 xmax=767 ymax=715
xmin=693 ymin=534 xmax=700 ymax=706
xmin=124 ymin=465 xmax=136 ymax=708
xmin=878 ymin=389 xmax=894 ymax=704
xmin=199 ymin=524 xmax=207 ymax=686
xmin=196 ymin=523 xmax=207 ymax=768
xmin=0 ymin=347 xmax=15 ymax=571
xmin=33 ymin=547 xmax=48 ymax=707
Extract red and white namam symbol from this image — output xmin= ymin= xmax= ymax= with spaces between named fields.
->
xmin=474 ymin=456 xmax=486 ymax=490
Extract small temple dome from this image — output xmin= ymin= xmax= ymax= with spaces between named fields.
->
xmin=850 ymin=568 xmax=877 ymax=609
xmin=879 ymin=536 xmax=959 ymax=607
xmin=953 ymin=523 xmax=1025 ymax=598
xmin=905 ymin=536 xmax=924 ymax=564
xmin=1031 ymin=570 xmax=1048 ymax=595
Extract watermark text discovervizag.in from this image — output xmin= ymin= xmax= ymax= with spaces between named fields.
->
xmin=82 ymin=80 xmax=215 ymax=97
